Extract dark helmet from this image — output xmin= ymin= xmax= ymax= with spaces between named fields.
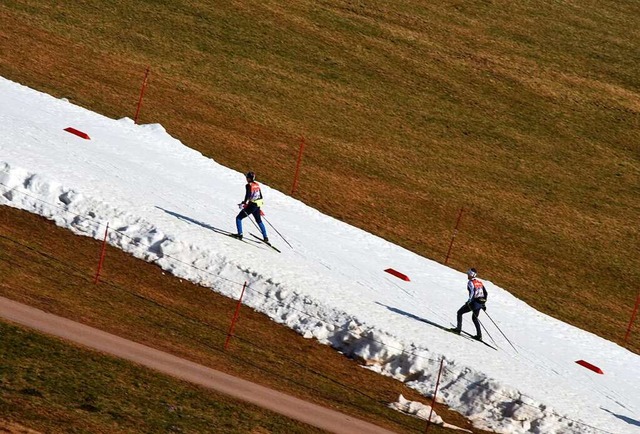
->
xmin=467 ymin=268 xmax=477 ymax=278
xmin=245 ymin=171 xmax=256 ymax=182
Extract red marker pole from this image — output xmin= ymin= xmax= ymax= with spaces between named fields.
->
xmin=290 ymin=136 xmax=305 ymax=195
xmin=225 ymin=282 xmax=247 ymax=350
xmin=444 ymin=207 xmax=464 ymax=265
xmin=425 ymin=357 xmax=444 ymax=433
xmin=94 ymin=223 xmax=109 ymax=284
xmin=624 ymin=288 xmax=640 ymax=343
xmin=134 ymin=66 xmax=151 ymax=124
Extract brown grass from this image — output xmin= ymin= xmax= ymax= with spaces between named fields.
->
xmin=0 ymin=0 xmax=638 ymax=428
xmin=0 ymin=205 xmax=486 ymax=433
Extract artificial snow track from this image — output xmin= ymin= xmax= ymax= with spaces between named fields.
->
xmin=1 ymin=76 xmax=638 ymax=434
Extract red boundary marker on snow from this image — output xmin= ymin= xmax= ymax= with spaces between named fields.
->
xmin=64 ymin=127 xmax=90 ymax=140
xmin=384 ymin=268 xmax=410 ymax=282
xmin=575 ymin=360 xmax=603 ymax=374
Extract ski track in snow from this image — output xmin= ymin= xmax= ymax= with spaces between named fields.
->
xmin=1 ymin=76 xmax=639 ymax=434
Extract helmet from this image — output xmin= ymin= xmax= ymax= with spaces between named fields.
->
xmin=245 ymin=171 xmax=256 ymax=182
xmin=467 ymin=268 xmax=477 ymax=278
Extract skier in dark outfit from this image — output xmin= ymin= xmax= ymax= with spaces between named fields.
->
xmin=234 ymin=171 xmax=269 ymax=243
xmin=451 ymin=268 xmax=488 ymax=340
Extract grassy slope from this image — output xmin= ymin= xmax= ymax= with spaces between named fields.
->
xmin=0 ymin=0 xmax=637 ymax=427
xmin=2 ymin=1 xmax=637 ymax=353
xmin=0 ymin=206 xmax=483 ymax=433
xmin=0 ymin=322 xmax=326 ymax=434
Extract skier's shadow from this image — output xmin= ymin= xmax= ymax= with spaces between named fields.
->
xmin=156 ymin=207 xmax=231 ymax=235
xmin=601 ymin=408 xmax=640 ymax=427
xmin=375 ymin=302 xmax=451 ymax=331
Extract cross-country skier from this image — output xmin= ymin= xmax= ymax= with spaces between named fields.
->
xmin=451 ymin=268 xmax=488 ymax=340
xmin=233 ymin=171 xmax=269 ymax=243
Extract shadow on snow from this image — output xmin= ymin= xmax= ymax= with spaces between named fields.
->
xmin=156 ymin=206 xmax=233 ymax=235
xmin=375 ymin=302 xmax=453 ymax=331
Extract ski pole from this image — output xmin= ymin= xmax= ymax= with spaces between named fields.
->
xmin=479 ymin=319 xmax=498 ymax=347
xmin=246 ymin=213 xmax=262 ymax=233
xmin=262 ymin=214 xmax=293 ymax=249
xmin=483 ymin=311 xmax=518 ymax=353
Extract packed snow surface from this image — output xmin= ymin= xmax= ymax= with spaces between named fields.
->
xmin=1 ymin=77 xmax=638 ymax=433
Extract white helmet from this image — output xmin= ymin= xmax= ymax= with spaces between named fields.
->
xmin=467 ymin=268 xmax=477 ymax=278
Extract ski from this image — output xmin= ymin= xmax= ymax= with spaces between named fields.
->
xmin=210 ymin=227 xmax=265 ymax=248
xmin=444 ymin=327 xmax=475 ymax=342
xmin=250 ymin=233 xmax=281 ymax=253
xmin=460 ymin=330 xmax=498 ymax=351
xmin=445 ymin=327 xmax=498 ymax=351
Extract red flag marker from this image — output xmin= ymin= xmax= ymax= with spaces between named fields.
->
xmin=385 ymin=268 xmax=410 ymax=281
xmin=64 ymin=127 xmax=90 ymax=140
xmin=576 ymin=360 xmax=603 ymax=374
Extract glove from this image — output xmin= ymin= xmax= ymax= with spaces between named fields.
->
xmin=482 ymin=305 xmax=487 ymax=311
xmin=238 ymin=203 xmax=245 ymax=209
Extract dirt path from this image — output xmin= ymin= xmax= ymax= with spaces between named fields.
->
xmin=0 ymin=296 xmax=397 ymax=434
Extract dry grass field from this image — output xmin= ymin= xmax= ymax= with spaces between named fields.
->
xmin=0 ymin=0 xmax=638 ymax=431
xmin=0 ymin=204 xmax=485 ymax=433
